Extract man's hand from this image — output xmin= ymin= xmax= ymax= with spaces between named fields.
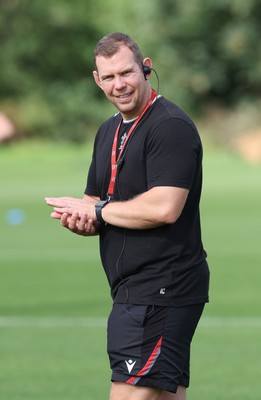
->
xmin=45 ymin=196 xmax=97 ymax=219
xmin=60 ymin=211 xmax=98 ymax=236
xmin=45 ymin=195 xmax=100 ymax=236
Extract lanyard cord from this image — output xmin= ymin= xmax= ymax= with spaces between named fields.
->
xmin=107 ymin=89 xmax=157 ymax=199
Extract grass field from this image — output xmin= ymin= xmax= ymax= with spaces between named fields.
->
xmin=0 ymin=140 xmax=260 ymax=399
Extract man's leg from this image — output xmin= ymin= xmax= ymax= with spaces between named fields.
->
xmin=109 ymin=382 xmax=186 ymax=400
xmin=110 ymin=382 xmax=162 ymax=400
xmin=160 ymin=385 xmax=186 ymax=400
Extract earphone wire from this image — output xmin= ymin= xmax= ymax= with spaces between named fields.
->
xmin=151 ymin=68 xmax=160 ymax=95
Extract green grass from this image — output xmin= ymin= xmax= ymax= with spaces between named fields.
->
xmin=0 ymin=140 xmax=261 ymax=399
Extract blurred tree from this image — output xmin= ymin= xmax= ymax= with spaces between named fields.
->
xmin=0 ymin=0 xmax=260 ymax=141
xmin=0 ymin=0 xmax=108 ymax=141
xmin=152 ymin=0 xmax=261 ymax=114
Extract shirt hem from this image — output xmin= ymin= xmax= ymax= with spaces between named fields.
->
xmin=113 ymin=295 xmax=209 ymax=307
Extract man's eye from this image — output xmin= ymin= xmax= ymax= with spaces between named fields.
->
xmin=103 ymin=76 xmax=113 ymax=81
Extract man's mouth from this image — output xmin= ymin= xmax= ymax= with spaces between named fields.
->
xmin=115 ymin=92 xmax=132 ymax=99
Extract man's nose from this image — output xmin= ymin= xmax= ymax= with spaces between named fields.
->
xmin=114 ymin=75 xmax=127 ymax=90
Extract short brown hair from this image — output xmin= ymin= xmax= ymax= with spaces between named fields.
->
xmin=94 ymin=32 xmax=144 ymax=71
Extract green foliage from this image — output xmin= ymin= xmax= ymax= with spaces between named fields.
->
xmin=152 ymin=0 xmax=261 ymax=113
xmin=0 ymin=0 xmax=109 ymax=141
xmin=0 ymin=0 xmax=260 ymax=141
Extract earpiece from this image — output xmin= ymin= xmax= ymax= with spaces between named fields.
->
xmin=142 ymin=65 xmax=160 ymax=92
xmin=143 ymin=65 xmax=151 ymax=79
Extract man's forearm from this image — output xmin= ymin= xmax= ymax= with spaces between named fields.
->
xmin=100 ymin=186 xmax=189 ymax=230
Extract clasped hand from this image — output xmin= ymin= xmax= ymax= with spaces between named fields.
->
xmin=45 ymin=196 xmax=99 ymax=235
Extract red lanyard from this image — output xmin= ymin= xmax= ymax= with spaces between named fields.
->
xmin=107 ymin=89 xmax=157 ymax=198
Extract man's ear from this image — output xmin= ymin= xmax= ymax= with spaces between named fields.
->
xmin=142 ymin=57 xmax=152 ymax=71
xmin=93 ymin=71 xmax=103 ymax=90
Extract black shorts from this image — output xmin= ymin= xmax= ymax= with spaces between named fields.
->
xmin=107 ymin=303 xmax=205 ymax=394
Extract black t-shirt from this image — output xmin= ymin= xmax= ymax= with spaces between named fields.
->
xmin=85 ymin=96 xmax=209 ymax=306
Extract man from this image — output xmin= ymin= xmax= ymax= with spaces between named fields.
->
xmin=46 ymin=32 xmax=209 ymax=400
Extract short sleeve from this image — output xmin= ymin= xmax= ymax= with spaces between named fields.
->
xmin=146 ymin=118 xmax=201 ymax=190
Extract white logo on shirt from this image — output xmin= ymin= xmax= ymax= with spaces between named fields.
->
xmin=125 ymin=359 xmax=136 ymax=373
xmin=160 ymin=288 xmax=166 ymax=294
xmin=119 ymin=132 xmax=127 ymax=151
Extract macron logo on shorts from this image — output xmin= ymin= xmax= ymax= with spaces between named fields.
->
xmin=125 ymin=359 xmax=136 ymax=374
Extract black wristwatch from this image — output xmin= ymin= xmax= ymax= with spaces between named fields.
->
xmin=95 ymin=200 xmax=109 ymax=224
